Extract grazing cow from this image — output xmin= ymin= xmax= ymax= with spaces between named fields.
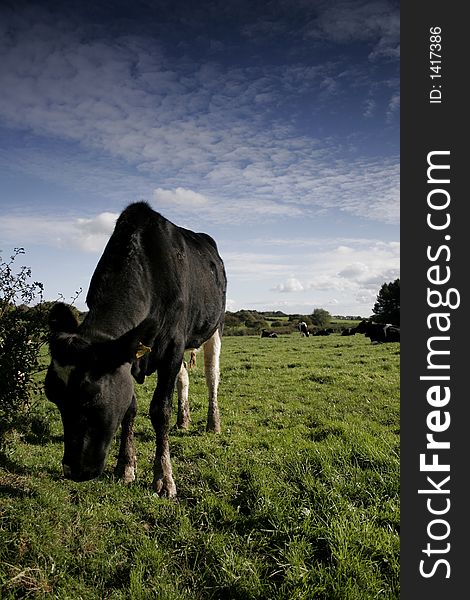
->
xmin=298 ymin=322 xmax=309 ymax=337
xmin=354 ymin=319 xmax=400 ymax=343
xmin=45 ymin=201 xmax=227 ymax=498
xmin=261 ymin=329 xmax=278 ymax=338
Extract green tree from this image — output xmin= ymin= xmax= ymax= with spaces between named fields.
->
xmin=0 ymin=248 xmax=47 ymax=453
xmin=311 ymin=308 xmax=331 ymax=328
xmin=373 ymin=279 xmax=400 ymax=325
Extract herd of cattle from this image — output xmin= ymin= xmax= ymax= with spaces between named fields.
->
xmin=45 ymin=202 xmax=399 ymax=497
xmin=263 ymin=319 xmax=400 ymax=343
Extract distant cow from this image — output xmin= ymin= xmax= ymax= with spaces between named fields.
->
xmin=341 ymin=327 xmax=356 ymax=336
xmin=298 ymin=322 xmax=309 ymax=337
xmin=354 ymin=320 xmax=400 ymax=343
xmin=261 ymin=329 xmax=278 ymax=338
xmin=313 ymin=329 xmax=330 ymax=336
xmin=45 ymin=201 xmax=227 ymax=498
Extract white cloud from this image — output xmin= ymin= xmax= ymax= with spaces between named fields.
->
xmin=338 ymin=262 xmax=370 ymax=279
xmin=335 ymin=245 xmax=354 ymax=255
xmin=225 ymin=298 xmax=238 ymax=311
xmin=363 ymin=98 xmax=376 ymax=118
xmin=272 ymin=277 xmax=305 ymax=293
xmin=223 ymin=252 xmax=288 ymax=279
xmin=0 ymin=215 xmax=74 ymax=249
xmin=154 ymin=188 xmax=210 ymax=209
xmin=386 ymin=93 xmax=400 ymax=122
xmin=0 ymin=212 xmax=117 ymax=254
xmin=306 ymin=0 xmax=400 ymax=61
xmin=75 ymin=212 xmax=118 ymax=252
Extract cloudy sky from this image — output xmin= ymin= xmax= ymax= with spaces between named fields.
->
xmin=0 ymin=0 xmax=399 ymax=317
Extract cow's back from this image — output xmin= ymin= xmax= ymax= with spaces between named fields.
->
xmin=84 ymin=202 xmax=226 ymax=349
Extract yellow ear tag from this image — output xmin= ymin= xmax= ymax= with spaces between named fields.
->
xmin=136 ymin=342 xmax=152 ymax=359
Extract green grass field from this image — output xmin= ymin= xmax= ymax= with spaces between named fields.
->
xmin=0 ymin=332 xmax=400 ymax=599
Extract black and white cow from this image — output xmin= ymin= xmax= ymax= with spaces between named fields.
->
xmin=354 ymin=319 xmax=400 ymax=343
xmin=260 ymin=329 xmax=278 ymax=338
xmin=45 ymin=201 xmax=227 ymax=498
xmin=298 ymin=322 xmax=309 ymax=337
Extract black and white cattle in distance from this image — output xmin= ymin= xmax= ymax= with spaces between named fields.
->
xmin=354 ymin=320 xmax=400 ymax=343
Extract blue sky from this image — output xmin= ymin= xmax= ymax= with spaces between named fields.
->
xmin=0 ymin=0 xmax=399 ymax=317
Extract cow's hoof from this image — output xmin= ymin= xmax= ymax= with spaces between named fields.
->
xmin=153 ymin=477 xmax=177 ymax=499
xmin=175 ymin=419 xmax=190 ymax=430
xmin=206 ymin=420 xmax=221 ymax=434
xmin=114 ymin=463 xmax=136 ymax=483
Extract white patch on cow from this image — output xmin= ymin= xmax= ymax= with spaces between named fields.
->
xmin=153 ymin=447 xmax=177 ymax=498
xmin=121 ymin=464 xmax=136 ymax=484
xmin=203 ymin=329 xmax=221 ymax=433
xmin=53 ymin=360 xmax=75 ymax=385
xmin=176 ymin=361 xmax=190 ymax=429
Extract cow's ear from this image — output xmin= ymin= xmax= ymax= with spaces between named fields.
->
xmin=49 ymin=332 xmax=89 ymax=364
xmin=122 ymin=317 xmax=156 ymax=363
xmin=49 ymin=303 xmax=79 ymax=334
xmin=97 ymin=317 xmax=156 ymax=371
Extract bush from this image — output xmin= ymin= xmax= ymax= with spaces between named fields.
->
xmin=0 ymin=249 xmax=47 ymax=453
xmin=311 ymin=308 xmax=331 ymax=328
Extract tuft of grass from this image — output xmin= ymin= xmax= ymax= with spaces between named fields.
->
xmin=1 ymin=333 xmax=399 ymax=599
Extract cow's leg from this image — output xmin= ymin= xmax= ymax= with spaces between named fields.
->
xmin=176 ymin=361 xmax=190 ymax=429
xmin=149 ymin=358 xmax=181 ymax=498
xmin=204 ymin=329 xmax=221 ymax=433
xmin=188 ymin=350 xmax=197 ymax=369
xmin=114 ymin=395 xmax=137 ymax=483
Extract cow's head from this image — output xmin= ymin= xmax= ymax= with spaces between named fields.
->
xmin=45 ymin=303 xmax=153 ymax=482
xmin=354 ymin=319 xmax=369 ymax=334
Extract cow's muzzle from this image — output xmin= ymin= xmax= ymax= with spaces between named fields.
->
xmin=62 ymin=463 xmax=102 ymax=482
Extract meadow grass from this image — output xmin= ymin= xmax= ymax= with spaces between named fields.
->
xmin=0 ymin=333 xmax=399 ymax=599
